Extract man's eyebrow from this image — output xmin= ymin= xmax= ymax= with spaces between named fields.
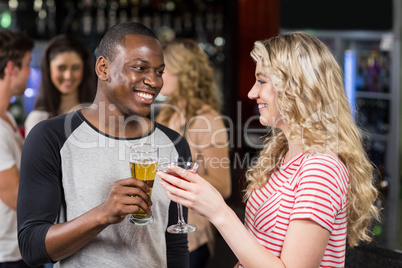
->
xmin=131 ymin=58 xmax=148 ymax=63
xmin=131 ymin=58 xmax=165 ymax=68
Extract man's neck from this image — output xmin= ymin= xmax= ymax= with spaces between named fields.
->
xmin=0 ymin=80 xmax=13 ymax=117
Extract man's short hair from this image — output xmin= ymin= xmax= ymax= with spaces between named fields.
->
xmin=0 ymin=30 xmax=34 ymax=79
xmin=96 ymin=22 xmax=159 ymax=62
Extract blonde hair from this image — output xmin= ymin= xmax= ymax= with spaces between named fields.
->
xmin=245 ymin=32 xmax=379 ymax=247
xmin=156 ymin=38 xmax=221 ymax=132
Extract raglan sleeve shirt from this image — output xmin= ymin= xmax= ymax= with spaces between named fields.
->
xmin=18 ymin=119 xmax=192 ymax=267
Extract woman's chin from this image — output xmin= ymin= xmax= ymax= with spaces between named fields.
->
xmin=259 ymin=117 xmax=270 ymax=127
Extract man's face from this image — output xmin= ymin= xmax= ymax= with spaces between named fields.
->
xmin=11 ymin=51 xmax=31 ymax=96
xmin=104 ymin=35 xmax=164 ymax=118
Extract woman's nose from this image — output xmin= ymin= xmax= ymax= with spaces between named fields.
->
xmin=248 ymin=84 xmax=259 ymax=100
xmin=63 ymin=70 xmax=72 ymax=79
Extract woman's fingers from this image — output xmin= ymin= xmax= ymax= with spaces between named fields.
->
xmin=167 ymin=165 xmax=198 ymax=182
xmin=162 ymin=184 xmax=191 ymax=206
xmin=157 ymin=171 xmax=195 ymax=200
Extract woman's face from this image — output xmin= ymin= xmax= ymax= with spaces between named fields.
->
xmin=160 ymin=68 xmax=178 ymax=97
xmin=248 ymin=63 xmax=286 ymax=130
xmin=50 ymin=51 xmax=84 ymax=95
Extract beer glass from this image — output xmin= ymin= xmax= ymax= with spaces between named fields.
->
xmin=129 ymin=143 xmax=159 ymax=226
xmin=158 ymin=161 xmax=199 ymax=234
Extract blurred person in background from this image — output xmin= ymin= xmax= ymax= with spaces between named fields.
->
xmin=158 ymin=32 xmax=380 ymax=268
xmin=156 ymin=38 xmax=231 ymax=268
xmin=0 ymin=29 xmax=38 ymax=268
xmin=17 ymin=22 xmax=190 ymax=268
xmin=24 ymin=34 xmax=96 ymax=137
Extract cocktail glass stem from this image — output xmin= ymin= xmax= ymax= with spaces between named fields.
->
xmin=177 ymin=203 xmax=185 ymax=225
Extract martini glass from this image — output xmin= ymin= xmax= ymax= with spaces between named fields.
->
xmin=159 ymin=161 xmax=199 ymax=233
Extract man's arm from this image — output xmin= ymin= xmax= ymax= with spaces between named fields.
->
xmin=18 ymin=120 xmax=152 ymax=266
xmin=0 ymin=165 xmax=19 ymax=210
xmin=43 ymin=177 xmax=152 ymax=262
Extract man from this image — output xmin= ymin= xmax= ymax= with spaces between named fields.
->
xmin=0 ymin=29 xmax=34 ymax=268
xmin=18 ymin=22 xmax=190 ymax=267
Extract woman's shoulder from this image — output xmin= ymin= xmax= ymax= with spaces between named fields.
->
xmin=302 ymin=153 xmax=346 ymax=168
xmin=192 ymin=104 xmax=226 ymax=130
xmin=299 ymin=153 xmax=349 ymax=184
xmin=25 ymin=110 xmax=50 ymax=122
xmin=24 ymin=110 xmax=50 ymax=137
xmin=196 ymin=104 xmax=221 ymax=117
xmin=26 ymin=110 xmax=50 ymax=119
xmin=193 ymin=104 xmax=224 ymax=124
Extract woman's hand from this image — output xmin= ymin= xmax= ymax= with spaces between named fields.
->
xmin=157 ymin=165 xmax=226 ymax=223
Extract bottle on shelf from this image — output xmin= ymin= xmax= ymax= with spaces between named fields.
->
xmin=367 ymin=48 xmax=380 ymax=92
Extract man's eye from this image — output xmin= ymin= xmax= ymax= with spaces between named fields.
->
xmin=156 ymin=71 xmax=164 ymax=76
xmin=133 ymin=66 xmax=145 ymax=71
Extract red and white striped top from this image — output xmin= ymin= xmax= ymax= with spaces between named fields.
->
xmin=240 ymin=153 xmax=349 ymax=268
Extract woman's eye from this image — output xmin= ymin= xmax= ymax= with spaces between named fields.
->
xmin=72 ymin=65 xmax=82 ymax=71
xmin=257 ymin=80 xmax=266 ymax=85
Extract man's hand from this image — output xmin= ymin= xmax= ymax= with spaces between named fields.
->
xmin=97 ymin=177 xmax=153 ymax=225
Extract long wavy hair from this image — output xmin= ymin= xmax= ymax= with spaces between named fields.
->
xmin=244 ymin=32 xmax=379 ymax=247
xmin=34 ymin=34 xmax=96 ymax=117
xmin=156 ymin=38 xmax=221 ymax=133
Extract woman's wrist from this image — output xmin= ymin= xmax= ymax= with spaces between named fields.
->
xmin=210 ymin=202 xmax=236 ymax=228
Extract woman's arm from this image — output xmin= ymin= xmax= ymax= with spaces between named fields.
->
xmin=157 ymin=167 xmax=330 ymax=268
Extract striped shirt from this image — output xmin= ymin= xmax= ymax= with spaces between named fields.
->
xmin=240 ymin=153 xmax=349 ymax=268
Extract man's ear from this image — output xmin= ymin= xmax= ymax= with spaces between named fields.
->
xmin=95 ymin=56 xmax=108 ymax=81
xmin=4 ymin=61 xmax=15 ymax=76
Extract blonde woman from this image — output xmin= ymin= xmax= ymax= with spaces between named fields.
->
xmin=158 ymin=32 xmax=379 ymax=268
xmin=156 ymin=38 xmax=231 ymax=267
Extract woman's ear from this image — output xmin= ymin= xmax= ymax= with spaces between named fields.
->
xmin=95 ymin=56 xmax=108 ymax=81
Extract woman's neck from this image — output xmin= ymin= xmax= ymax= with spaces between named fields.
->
xmin=283 ymin=142 xmax=303 ymax=163
xmin=58 ymin=91 xmax=79 ymax=115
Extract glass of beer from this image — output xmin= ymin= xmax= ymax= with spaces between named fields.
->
xmin=129 ymin=143 xmax=158 ymax=226
xmin=158 ymin=161 xmax=199 ymax=233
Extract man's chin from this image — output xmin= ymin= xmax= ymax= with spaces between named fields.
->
xmin=125 ymin=109 xmax=151 ymax=119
